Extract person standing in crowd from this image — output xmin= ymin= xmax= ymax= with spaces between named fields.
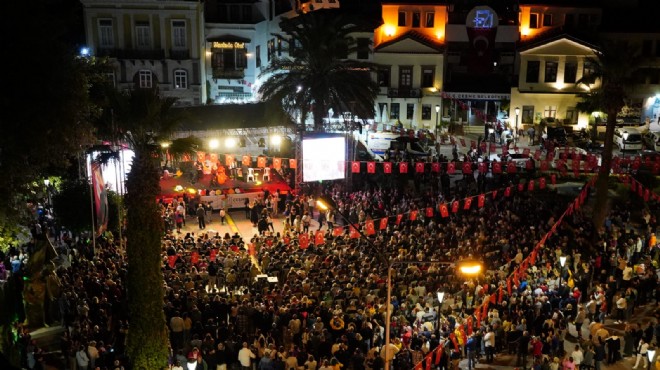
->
xmin=219 ymin=207 xmax=226 ymax=225
xmin=238 ymin=342 xmax=256 ymax=370
xmin=197 ymin=204 xmax=207 ymax=230
xmin=633 ymin=338 xmax=648 ymax=369
xmin=76 ymin=345 xmax=90 ymax=370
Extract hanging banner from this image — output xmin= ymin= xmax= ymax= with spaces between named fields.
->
xmin=431 ymin=162 xmax=440 ymax=173
xmin=380 ymin=217 xmax=388 ymax=230
xmin=225 ymin=154 xmax=235 ymax=166
xmin=351 ymin=161 xmax=361 ymax=173
xmin=367 ymin=162 xmax=376 ymax=174
xmin=399 ymin=162 xmax=409 ymax=173
xmin=273 ymin=157 xmax=282 ymax=170
xmin=365 ymin=220 xmax=376 ymax=235
xmin=257 ymin=156 xmax=267 ymax=168
xmin=242 ymin=155 xmax=251 ymax=166
xmin=91 ymin=161 xmax=109 ymax=237
xmin=416 ymin=162 xmax=425 ymax=173
xmin=383 ymin=162 xmax=392 ymax=174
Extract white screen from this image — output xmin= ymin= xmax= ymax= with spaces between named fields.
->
xmin=302 ymin=137 xmax=346 ymax=182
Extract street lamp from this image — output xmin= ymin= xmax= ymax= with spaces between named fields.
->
xmin=44 ymin=179 xmax=51 ymax=206
xmin=622 ymin=131 xmax=629 ymax=159
xmin=435 ymin=104 xmax=441 ymax=140
xmin=514 ymin=107 xmax=520 ymax=144
xmin=558 ymin=255 xmax=567 ymax=289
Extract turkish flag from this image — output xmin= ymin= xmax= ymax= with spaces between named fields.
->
xmin=225 ymin=154 xmax=235 ymax=166
xmin=242 ymin=155 xmax=251 ymax=166
xmin=572 ymin=158 xmax=581 ymax=170
xmin=396 ymin=214 xmax=403 ymax=225
xmin=464 ymin=197 xmax=472 ymax=210
xmin=478 ymin=162 xmax=487 ymax=173
xmin=522 ymin=148 xmax=530 ymax=156
xmin=273 ymin=157 xmax=282 ymax=170
xmin=191 ymin=251 xmax=199 ymax=264
xmin=409 ymin=210 xmax=418 ymax=221
xmin=399 ymin=162 xmax=408 ymax=173
xmin=365 ymin=220 xmax=376 ymax=235
xmin=534 ymin=150 xmax=541 ymax=160
xmin=547 ymin=152 xmax=555 ymax=161
xmin=645 ymin=189 xmax=651 ymax=202
xmin=507 ymin=162 xmax=517 ymax=174
xmin=540 ymin=160 xmax=549 ymax=171
xmin=526 ymin=159 xmax=534 ymax=170
xmin=383 ymin=162 xmax=392 ymax=174
xmin=551 ymin=174 xmax=556 ymax=185
xmin=492 ymin=162 xmax=502 ymax=174
xmin=257 ymin=156 xmax=266 ymax=168
xmin=447 ymin=162 xmax=455 ymax=174
xmin=289 ymin=159 xmax=297 ymax=169
xmin=379 ymin=217 xmax=388 ymax=230
xmin=315 ymin=230 xmax=325 ymax=246
xmin=333 ymin=226 xmax=344 ymax=237
xmin=460 ymin=138 xmax=466 ymax=147
xmin=210 ymin=249 xmax=217 ymax=262
xmin=518 ymin=183 xmax=524 ymax=192
xmin=367 ymin=162 xmax=376 ymax=174
xmin=451 ymin=201 xmax=459 ymax=213
xmin=539 ymin=177 xmax=546 ymax=189
xmin=504 ymin=186 xmax=511 ymax=197
xmin=426 ymin=207 xmax=434 ymax=217
xmin=478 ymin=194 xmax=485 ymax=208
xmin=462 ymin=162 xmax=472 ymax=174
xmin=351 ymin=161 xmax=361 ymax=173
xmin=440 ymin=203 xmax=450 ymax=217
xmin=528 ymin=180 xmax=535 ymax=191
xmin=489 ymin=143 xmax=497 ymax=153
xmin=249 ymin=243 xmax=256 ymax=255
xmin=415 ymin=162 xmax=425 ymax=173
xmin=654 ymin=163 xmax=660 ymax=175
xmin=168 ymin=255 xmax=178 ymax=269
xmin=431 ymin=162 xmax=440 ymax=173
xmin=492 ymin=190 xmax=498 ymax=199
xmin=480 ymin=142 xmax=487 ymax=152
xmin=349 ymin=226 xmax=360 ymax=239
xmin=299 ymin=234 xmax=310 ymax=249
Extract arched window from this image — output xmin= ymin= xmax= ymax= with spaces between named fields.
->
xmin=138 ymin=70 xmax=152 ymax=88
xmin=174 ymin=70 xmax=187 ymax=89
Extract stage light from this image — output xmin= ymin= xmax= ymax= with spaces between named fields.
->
xmin=174 ymin=185 xmax=184 ymax=192
xmin=225 ymin=138 xmax=237 ymax=148
xmin=208 ymin=139 xmax=220 ymax=149
xmin=271 ymin=135 xmax=282 ymax=146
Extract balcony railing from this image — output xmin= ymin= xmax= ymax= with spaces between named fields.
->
xmin=212 ymin=68 xmax=245 ymax=79
xmin=169 ymin=49 xmax=190 ymax=60
xmin=387 ymin=88 xmax=422 ymax=98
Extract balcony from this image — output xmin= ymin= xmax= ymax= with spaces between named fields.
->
xmin=98 ymin=48 xmax=165 ymax=60
xmin=212 ymin=68 xmax=245 ymax=79
xmin=387 ymin=88 xmax=422 ymax=98
xmin=169 ymin=49 xmax=190 ymax=60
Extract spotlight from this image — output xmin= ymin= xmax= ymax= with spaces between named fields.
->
xmin=225 ymin=138 xmax=237 ymax=148
xmin=209 ymin=139 xmax=220 ymax=149
xmin=271 ymin=135 xmax=282 ymax=146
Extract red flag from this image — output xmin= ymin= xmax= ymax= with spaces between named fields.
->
xmin=480 ymin=141 xmax=487 ymax=152
xmin=478 ymin=194 xmax=485 ymax=208
xmin=507 ymin=162 xmax=517 ymax=174
xmin=425 ymin=357 xmax=432 ymax=370
xmin=191 ymin=251 xmax=199 ymax=264
xmin=333 ymin=226 xmax=344 ymax=237
xmin=653 ymin=163 xmax=660 ymax=175
xmin=526 ymin=159 xmax=534 ymax=170
xmin=644 ymin=188 xmax=650 ymax=202
xmin=504 ymin=186 xmax=511 ymax=197
xmin=464 ymin=197 xmax=472 ymax=210
xmin=257 ymin=156 xmax=267 ymax=168
xmin=249 ymin=243 xmax=256 ymax=255
xmin=498 ymin=286 xmax=503 ymax=304
xmin=523 ymin=148 xmax=530 ymax=156
xmin=431 ymin=162 xmax=440 ymax=173
xmin=365 ymin=220 xmax=376 ymax=235
xmin=351 ymin=161 xmax=361 ymax=173
xmin=534 ymin=149 xmax=541 ymax=160
xmin=507 ymin=278 xmax=512 ymax=295
xmin=299 ymin=234 xmax=310 ymax=249
xmin=379 ymin=217 xmax=388 ymax=230
xmin=396 ymin=214 xmax=403 ymax=225
xmin=551 ymin=174 xmax=556 ymax=185
xmin=492 ymin=190 xmax=498 ymax=199
xmin=518 ymin=183 xmax=524 ymax=192
xmin=289 ymin=159 xmax=297 ymax=169
xmin=478 ymin=162 xmax=487 ymax=173
xmin=528 ymin=180 xmax=535 ymax=191
xmin=383 ymin=162 xmax=392 ymax=174
xmin=451 ymin=201 xmax=459 ymax=213
xmin=470 ymin=140 xmax=476 ymax=149
xmin=539 ymin=177 xmax=546 ymax=189
xmin=462 ymin=162 xmax=472 ymax=174
xmin=225 ymin=154 xmax=235 ymax=166
xmin=399 ymin=162 xmax=408 ymax=173
xmin=273 ymin=157 xmax=282 ymax=170
xmin=489 ymin=293 xmax=496 ymax=304
xmin=210 ymin=249 xmax=217 ymax=262
xmin=632 ymin=180 xmax=637 ymax=192
xmin=168 ymin=255 xmax=178 ymax=269
xmin=434 ymin=346 xmax=444 ymax=365
xmin=447 ymin=162 xmax=455 ymax=174
xmin=501 ymin=145 xmax=507 ymax=154
xmin=492 ymin=162 xmax=502 ymax=174
xmin=425 ymin=207 xmax=434 ymax=217
xmin=489 ymin=143 xmax=497 ymax=153
xmin=312 ymin=230 xmax=323 ymax=246
xmin=367 ymin=162 xmax=376 ymax=174
xmin=242 ymin=155 xmax=251 ymax=166
xmin=415 ymin=162 xmax=425 ymax=173
xmin=349 ymin=226 xmax=360 ymax=239
xmin=441 ymin=203 xmax=450 ymax=217
xmin=466 ymin=316 xmax=473 ymax=336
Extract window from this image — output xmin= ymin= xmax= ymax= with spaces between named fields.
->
xmin=399 ymin=66 xmax=412 ymax=88
xmin=545 ymin=61 xmax=558 ymax=83
xmin=377 ymin=67 xmax=391 ymax=87
xmin=138 ymin=70 xmax=152 ymax=88
xmin=412 ymin=12 xmax=420 ymax=28
xmin=174 ymin=70 xmax=187 ymax=89
xmin=566 ymin=107 xmax=577 ymax=123
xmin=422 ymin=104 xmax=432 ymax=120
xmin=390 ymin=103 xmax=400 ymax=119
xmin=583 ymin=60 xmax=596 ymax=80
xmin=212 ymin=48 xmax=247 ymax=70
xmin=643 ymin=40 xmax=653 ymax=57
xmin=398 ymin=11 xmax=406 ymax=27
xmin=564 ymin=61 xmax=577 ymax=83
xmin=529 ymin=13 xmax=539 ymax=29
xmin=267 ymin=39 xmax=275 ymax=61
xmin=135 ymin=21 xmax=151 ymax=48
xmin=544 ymin=106 xmax=557 ymax=118
xmin=542 ymin=14 xmax=553 ymax=27
xmin=378 ymin=103 xmax=388 ymax=119
xmin=522 ymin=106 xmax=534 ymax=124
xmin=172 ymin=20 xmax=186 ymax=49
xmin=421 ymin=66 xmax=434 ymax=88
xmin=256 ymin=45 xmax=261 ymax=68
xmin=526 ymin=61 xmax=540 ymax=83
xmin=425 ymin=12 xmax=434 ymax=27
xmin=357 ymin=38 xmax=369 ymax=60
xmin=105 ymin=71 xmax=116 ymax=87
xmin=406 ymin=104 xmax=415 ymax=120
xmin=98 ymin=19 xmax=114 ymax=48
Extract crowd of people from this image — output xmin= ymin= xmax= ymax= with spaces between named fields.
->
xmin=2 ymin=168 xmax=660 ymax=370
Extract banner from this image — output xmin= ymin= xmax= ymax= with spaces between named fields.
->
xmin=91 ymin=161 xmax=109 ymax=237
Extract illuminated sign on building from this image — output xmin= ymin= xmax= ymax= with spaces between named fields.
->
xmin=212 ymin=42 xmax=245 ymax=49
xmin=466 ymin=6 xmax=499 ymax=29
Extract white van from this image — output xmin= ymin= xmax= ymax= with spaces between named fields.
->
xmin=614 ymin=128 xmax=643 ymax=151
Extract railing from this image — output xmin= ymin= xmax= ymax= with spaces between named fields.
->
xmin=212 ymin=68 xmax=245 ymax=79
xmin=387 ymin=88 xmax=422 ymax=98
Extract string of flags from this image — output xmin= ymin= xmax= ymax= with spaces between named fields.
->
xmin=440 ymin=91 xmax=508 ymax=128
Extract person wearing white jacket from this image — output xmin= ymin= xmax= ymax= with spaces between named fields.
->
xmin=633 ymin=338 xmax=649 ymax=369
xmin=76 ymin=345 xmax=90 ymax=370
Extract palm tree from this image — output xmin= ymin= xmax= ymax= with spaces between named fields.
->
xmin=105 ymin=88 xmax=198 ymax=369
xmin=259 ymin=9 xmax=379 ymax=132
xmin=577 ymin=40 xmax=641 ymax=229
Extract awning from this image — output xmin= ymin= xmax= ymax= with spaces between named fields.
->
xmin=206 ymin=35 xmax=251 ymax=43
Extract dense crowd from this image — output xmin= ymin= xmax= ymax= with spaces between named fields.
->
xmin=3 ymin=173 xmax=660 ymax=370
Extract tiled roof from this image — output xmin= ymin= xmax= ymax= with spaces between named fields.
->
xmin=375 ymin=30 xmax=444 ymax=52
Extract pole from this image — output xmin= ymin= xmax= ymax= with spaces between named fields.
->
xmin=515 ymin=114 xmax=519 ymax=145
xmin=384 ymin=263 xmax=392 ymax=370
xmin=87 ymin=156 xmax=96 ymax=256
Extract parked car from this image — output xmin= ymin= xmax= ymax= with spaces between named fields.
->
xmin=642 ymin=131 xmax=660 ymax=151
xmin=614 ymin=127 xmax=643 ymax=151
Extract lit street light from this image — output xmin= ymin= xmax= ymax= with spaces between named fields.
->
xmin=435 ymin=104 xmax=441 ymax=141
xmin=514 ymin=107 xmax=520 ymax=144
xmin=558 ymin=255 xmax=567 ymax=288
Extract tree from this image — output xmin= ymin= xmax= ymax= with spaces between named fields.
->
xmin=105 ymin=88 xmax=197 ymax=369
xmin=259 ymin=9 xmax=379 ymax=132
xmin=577 ymin=40 xmax=641 ymax=229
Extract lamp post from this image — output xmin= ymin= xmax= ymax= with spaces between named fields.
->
xmin=558 ymin=255 xmax=567 ymax=290
xmin=316 ymin=195 xmax=482 ymax=370
xmin=44 ymin=179 xmax=51 ymax=206
xmin=593 ymin=111 xmax=600 ymax=142
xmin=514 ymin=107 xmax=520 ymax=144
xmin=435 ymin=104 xmax=441 ymax=141
xmin=622 ymin=131 xmax=629 ymax=160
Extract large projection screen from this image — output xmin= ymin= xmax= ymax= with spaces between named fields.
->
xmin=302 ymin=136 xmax=346 ymax=182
